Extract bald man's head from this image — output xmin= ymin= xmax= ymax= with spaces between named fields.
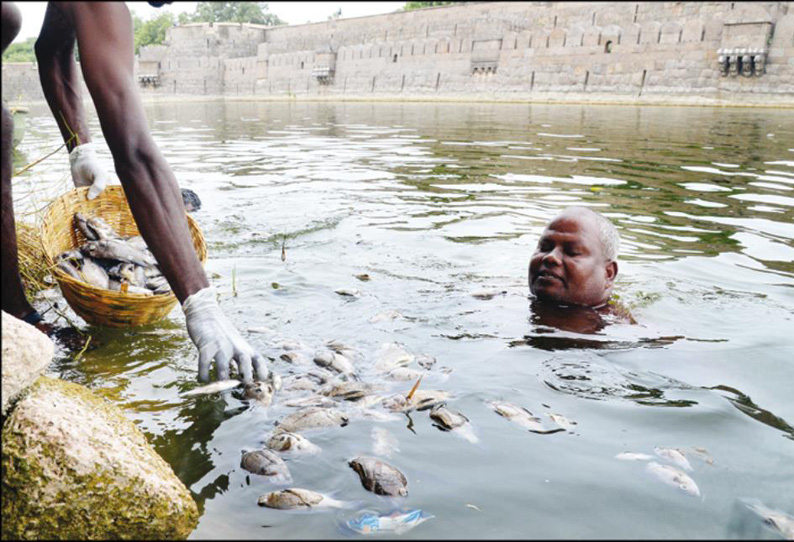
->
xmin=528 ymin=207 xmax=619 ymax=308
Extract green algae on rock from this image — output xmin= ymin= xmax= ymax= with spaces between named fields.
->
xmin=1 ymin=376 xmax=198 ymax=540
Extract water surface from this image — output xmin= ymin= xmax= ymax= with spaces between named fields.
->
xmin=14 ymin=101 xmax=794 ymax=539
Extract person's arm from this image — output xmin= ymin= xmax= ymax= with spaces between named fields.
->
xmin=38 ymin=1 xmax=267 ymax=383
xmin=36 ymin=2 xmax=107 ymax=199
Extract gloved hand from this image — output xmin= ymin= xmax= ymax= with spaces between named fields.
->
xmin=182 ymin=286 xmax=269 ymax=384
xmin=69 ymin=142 xmax=108 ymax=200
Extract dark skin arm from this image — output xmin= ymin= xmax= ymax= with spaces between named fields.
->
xmin=36 ymin=2 xmax=208 ymax=302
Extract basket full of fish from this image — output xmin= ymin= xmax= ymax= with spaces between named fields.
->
xmin=40 ymin=186 xmax=207 ymax=327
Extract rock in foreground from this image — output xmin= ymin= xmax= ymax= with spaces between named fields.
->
xmin=1 ymin=376 xmax=198 ymax=540
xmin=1 ymin=311 xmax=54 ymax=416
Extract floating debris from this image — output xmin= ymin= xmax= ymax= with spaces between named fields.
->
xmin=465 ymin=504 xmax=482 ymax=512
xmin=335 ymin=288 xmax=361 ymax=297
xmin=248 ymin=326 xmax=277 ymax=335
xmin=345 ymin=509 xmax=433 ymax=535
xmin=471 ymin=289 xmax=507 ymax=300
xmin=355 ymin=273 xmax=371 ymax=282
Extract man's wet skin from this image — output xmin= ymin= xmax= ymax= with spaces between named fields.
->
xmin=528 ymin=208 xmax=618 ymax=309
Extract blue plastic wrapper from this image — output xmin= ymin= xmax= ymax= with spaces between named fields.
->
xmin=345 ymin=509 xmax=434 ymax=535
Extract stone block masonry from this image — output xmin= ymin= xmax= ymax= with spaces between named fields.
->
xmin=3 ymin=2 xmax=793 ymax=107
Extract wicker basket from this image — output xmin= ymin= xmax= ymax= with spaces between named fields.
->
xmin=40 ymin=185 xmax=207 ymax=328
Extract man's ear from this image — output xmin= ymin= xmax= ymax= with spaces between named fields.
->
xmin=604 ymin=260 xmax=618 ymax=288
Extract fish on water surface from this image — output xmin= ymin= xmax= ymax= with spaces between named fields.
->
xmin=645 ymin=461 xmax=701 ymax=497
xmin=243 ymin=381 xmax=275 ymax=407
xmin=348 ymin=456 xmax=408 ymax=497
xmin=489 ymin=400 xmax=565 ymax=435
xmin=274 ymin=406 xmax=349 ymax=434
xmin=374 ymin=342 xmax=415 ymax=373
xmin=744 ymin=501 xmax=794 ymax=540
xmin=313 ymin=349 xmax=356 ymax=375
xmin=653 ymin=446 xmax=693 ymax=471
xmin=181 ymin=379 xmax=242 ymax=397
xmin=241 ymin=449 xmax=292 ymax=483
xmin=266 ymin=432 xmax=321 ymax=454
xmin=430 ymin=404 xmax=479 ymax=443
xmin=258 ymin=488 xmax=347 ymax=510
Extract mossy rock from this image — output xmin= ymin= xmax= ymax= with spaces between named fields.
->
xmin=2 ymin=376 xmax=198 ymax=540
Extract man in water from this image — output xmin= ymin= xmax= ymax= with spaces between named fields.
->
xmin=1 ymin=2 xmax=266 ymax=384
xmin=527 ymin=206 xmax=631 ymax=336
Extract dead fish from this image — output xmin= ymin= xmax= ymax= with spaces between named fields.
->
xmin=275 ymin=339 xmax=308 ymax=351
xmin=266 ymin=431 xmax=321 ymax=454
xmin=489 ymin=401 xmax=564 ymax=434
xmin=282 ymin=375 xmax=320 ymax=393
xmin=274 ymin=406 xmax=349 ymax=434
xmin=383 ymin=390 xmax=450 ymax=412
xmin=430 ymin=404 xmax=479 ymax=443
xmin=548 ymin=413 xmax=577 ymax=431
xmin=247 ymin=326 xmax=276 ymax=335
xmin=745 ymin=502 xmax=794 ymax=540
xmin=471 ymin=289 xmax=507 ymax=300
xmin=258 ymin=488 xmax=346 ymax=510
xmin=654 ymin=446 xmax=693 ymax=471
xmin=86 ymin=216 xmax=121 ymax=240
xmin=645 ymin=462 xmax=701 ymax=497
xmin=313 ymin=349 xmax=355 ymax=375
xmin=80 ymin=257 xmax=110 ymax=289
xmin=385 ymin=367 xmax=425 ymax=382
xmin=73 ymin=213 xmax=99 ymax=241
xmin=355 ymin=273 xmax=371 ymax=281
xmin=282 ymin=395 xmax=338 ymax=409
xmin=241 ymin=449 xmax=291 ymax=483
xmin=280 ymin=351 xmax=311 ymax=365
xmin=326 ymin=339 xmax=357 ymax=359
xmin=348 ymin=456 xmax=408 ymax=497
xmin=56 ymin=259 xmax=82 ymax=281
xmin=57 ymin=249 xmax=84 ymax=265
xmin=375 ymin=343 xmax=414 ymax=373
xmin=145 ymin=275 xmax=169 ymax=291
xmin=81 ymin=239 xmax=156 ymax=267
xmin=615 ymin=452 xmax=654 ymax=461
xmin=243 ymin=381 xmax=275 ymax=407
xmin=335 ymin=288 xmax=361 ymax=297
xmin=415 ymin=354 xmax=437 ymax=370
xmin=124 ymin=284 xmax=154 ymax=296
xmin=181 ymin=379 xmax=242 ymax=397
xmin=321 ymin=381 xmax=380 ymax=401
xmin=371 ymin=427 xmax=400 ymax=458
xmin=369 ymin=310 xmax=403 ymax=323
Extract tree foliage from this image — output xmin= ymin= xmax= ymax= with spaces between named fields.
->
xmin=2 ymin=37 xmax=36 ymax=63
xmin=132 ymin=11 xmax=175 ymax=55
xmin=184 ymin=2 xmax=286 ymax=26
xmin=403 ymin=1 xmax=461 ymax=11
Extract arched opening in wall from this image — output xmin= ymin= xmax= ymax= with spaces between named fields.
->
xmin=604 ymin=40 xmax=612 ymax=53
xmin=393 ymin=54 xmax=398 ymax=63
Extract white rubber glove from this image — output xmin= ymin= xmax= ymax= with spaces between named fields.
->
xmin=182 ymin=286 xmax=269 ymax=384
xmin=69 ymin=142 xmax=108 ymax=200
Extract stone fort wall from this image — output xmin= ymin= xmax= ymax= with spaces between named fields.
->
xmin=4 ymin=1 xmax=793 ymax=106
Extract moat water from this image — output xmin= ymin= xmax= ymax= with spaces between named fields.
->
xmin=14 ymin=101 xmax=794 ymax=539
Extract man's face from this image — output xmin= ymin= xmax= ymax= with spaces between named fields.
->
xmin=528 ymin=212 xmax=617 ymax=308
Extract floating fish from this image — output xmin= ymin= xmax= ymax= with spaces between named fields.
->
xmin=240 ymin=449 xmax=291 ymax=483
xmin=548 ymin=413 xmax=576 ymax=431
xmin=274 ymin=406 xmax=349 ymax=434
xmin=313 ymin=349 xmax=355 ymax=375
xmin=654 ymin=446 xmax=692 ymax=471
xmin=348 ymin=456 xmax=408 ymax=497
xmin=615 ymin=452 xmax=654 ymax=461
xmin=266 ymin=432 xmax=321 ymax=454
xmin=430 ymin=404 xmax=479 ymax=444
xmin=470 ymin=289 xmax=507 ymax=300
xmin=258 ymin=488 xmax=347 ymax=510
xmin=645 ymin=462 xmax=701 ymax=497
xmin=374 ymin=342 xmax=414 ymax=372
xmin=745 ymin=501 xmax=794 ymax=540
xmin=181 ymin=379 xmax=242 ymax=397
xmin=369 ymin=310 xmax=403 ymax=323
xmin=489 ymin=401 xmax=564 ymax=434
xmin=335 ymin=288 xmax=361 ymax=297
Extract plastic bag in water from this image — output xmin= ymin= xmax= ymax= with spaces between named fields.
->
xmin=345 ymin=509 xmax=434 ymax=535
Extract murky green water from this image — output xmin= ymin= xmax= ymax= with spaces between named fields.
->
xmin=14 ymin=101 xmax=794 ymax=539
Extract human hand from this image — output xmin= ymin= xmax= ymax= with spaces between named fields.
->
xmin=69 ymin=142 xmax=108 ymax=200
xmin=182 ymin=286 xmax=269 ymax=383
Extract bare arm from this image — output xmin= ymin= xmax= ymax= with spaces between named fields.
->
xmin=35 ymin=3 xmax=90 ymax=151
xmin=41 ymin=1 xmax=208 ymax=302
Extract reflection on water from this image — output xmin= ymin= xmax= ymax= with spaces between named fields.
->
xmin=14 ymin=101 xmax=794 ymax=539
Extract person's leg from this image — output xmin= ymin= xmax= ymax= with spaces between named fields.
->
xmin=1 ymin=2 xmax=40 ymax=323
